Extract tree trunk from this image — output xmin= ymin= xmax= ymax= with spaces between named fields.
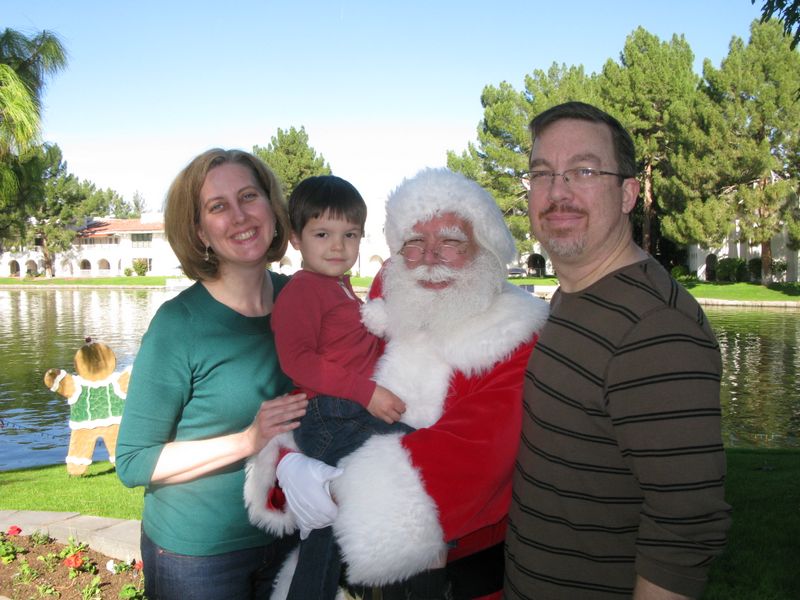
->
xmin=42 ymin=241 xmax=54 ymax=278
xmin=761 ymin=241 xmax=773 ymax=285
xmin=641 ymin=162 xmax=653 ymax=254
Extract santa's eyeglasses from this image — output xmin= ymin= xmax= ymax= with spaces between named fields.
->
xmin=398 ymin=241 xmax=467 ymax=263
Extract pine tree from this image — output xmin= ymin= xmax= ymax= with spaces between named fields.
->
xmin=703 ymin=19 xmax=800 ymax=281
xmin=447 ymin=64 xmax=599 ymax=255
xmin=600 ymin=27 xmax=700 ymax=257
xmin=253 ymin=126 xmax=331 ymax=197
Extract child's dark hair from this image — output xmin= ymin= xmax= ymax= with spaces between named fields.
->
xmin=288 ymin=175 xmax=367 ymax=235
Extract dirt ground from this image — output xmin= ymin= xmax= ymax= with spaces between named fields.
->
xmin=0 ymin=531 xmax=144 ymax=599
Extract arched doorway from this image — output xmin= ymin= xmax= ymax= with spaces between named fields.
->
xmin=278 ymin=257 xmax=293 ymax=274
xmin=9 ymin=260 xmax=20 ymax=277
xmin=25 ymin=260 xmax=38 ymax=277
xmin=527 ymin=253 xmax=546 ymax=277
xmin=365 ymin=255 xmax=384 ymax=278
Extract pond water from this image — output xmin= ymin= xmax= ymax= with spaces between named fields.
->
xmin=0 ymin=289 xmax=798 ymax=472
xmin=0 ymin=288 xmax=178 ymax=471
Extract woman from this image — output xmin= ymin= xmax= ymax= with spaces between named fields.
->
xmin=116 ymin=148 xmax=307 ymax=600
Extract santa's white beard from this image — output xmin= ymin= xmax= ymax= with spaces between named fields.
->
xmin=381 ymin=251 xmax=505 ymax=336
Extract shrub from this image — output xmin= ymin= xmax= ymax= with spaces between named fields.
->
xmin=123 ymin=267 xmax=133 ymax=277
xmin=748 ymin=257 xmax=762 ymax=281
xmin=131 ymin=259 xmax=148 ymax=277
xmin=717 ymin=257 xmax=748 ymax=282
xmin=670 ymin=265 xmax=689 ymax=279
xmin=772 ymin=259 xmax=788 ymax=280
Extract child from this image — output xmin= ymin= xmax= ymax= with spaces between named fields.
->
xmin=271 ymin=175 xmax=413 ymax=599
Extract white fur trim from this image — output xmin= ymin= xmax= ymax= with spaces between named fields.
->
xmin=382 ymin=282 xmax=547 ymax=380
xmin=269 ymin=547 xmax=298 ymax=600
xmin=438 ymin=282 xmax=547 ymax=376
xmin=373 ymin=331 xmax=451 ymax=429
xmin=385 ymin=168 xmax=516 ymax=267
xmin=244 ymin=432 xmax=299 ymax=536
xmin=332 ymin=434 xmax=446 ymax=585
xmin=66 ymin=455 xmax=92 ymax=466
xmin=360 ymin=298 xmax=388 ymax=337
xmin=269 ymin=546 xmax=348 ymax=600
xmin=49 ymin=370 xmax=68 ymax=392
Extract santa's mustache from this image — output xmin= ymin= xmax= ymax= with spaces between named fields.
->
xmin=412 ymin=264 xmax=457 ymax=284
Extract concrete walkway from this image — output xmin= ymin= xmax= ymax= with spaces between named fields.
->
xmin=0 ymin=509 xmax=141 ymax=561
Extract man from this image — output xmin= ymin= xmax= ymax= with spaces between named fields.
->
xmin=245 ymin=168 xmax=549 ymax=599
xmin=504 ymin=101 xmax=732 ymax=599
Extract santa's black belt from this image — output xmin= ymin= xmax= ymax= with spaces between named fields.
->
xmin=340 ymin=542 xmax=504 ymax=599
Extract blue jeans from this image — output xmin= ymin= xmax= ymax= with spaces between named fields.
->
xmin=288 ymin=395 xmax=415 ymax=600
xmin=141 ymin=530 xmax=296 ymax=600
xmin=293 ymin=394 xmax=415 ymax=465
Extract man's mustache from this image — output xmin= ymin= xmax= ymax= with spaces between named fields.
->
xmin=540 ymin=204 xmax=587 ymax=218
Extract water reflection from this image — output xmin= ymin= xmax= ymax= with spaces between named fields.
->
xmin=0 ymin=290 xmax=798 ymax=472
xmin=706 ymin=307 xmax=800 ymax=449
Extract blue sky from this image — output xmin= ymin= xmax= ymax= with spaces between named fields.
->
xmin=6 ymin=0 xmax=764 ymax=217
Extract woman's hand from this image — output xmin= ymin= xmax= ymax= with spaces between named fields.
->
xmin=244 ymin=393 xmax=308 ymax=455
xmin=149 ymin=393 xmax=307 ymax=485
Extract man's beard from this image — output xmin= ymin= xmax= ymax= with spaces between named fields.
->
xmin=542 ymin=233 xmax=586 ymax=258
xmin=536 ymin=205 xmax=587 ymax=258
xmin=381 ymin=251 xmax=505 ymax=336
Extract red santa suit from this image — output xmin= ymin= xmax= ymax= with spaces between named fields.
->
xmin=244 ymin=167 xmax=549 ymax=595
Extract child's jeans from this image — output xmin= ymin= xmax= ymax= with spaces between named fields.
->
xmin=287 ymin=395 xmax=414 ymax=600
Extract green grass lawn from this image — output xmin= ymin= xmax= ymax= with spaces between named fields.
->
xmin=681 ymin=280 xmax=800 ymax=302
xmin=1 ymin=462 xmax=144 ymax=521
xmin=1 ymin=449 xmax=797 ymax=599
xmin=4 ymin=275 xmax=800 ymax=304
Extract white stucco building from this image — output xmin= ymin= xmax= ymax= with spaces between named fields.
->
xmin=0 ymin=213 xmax=180 ymax=278
xmin=523 ymin=226 xmax=799 ymax=283
xmin=1 ymin=211 xmax=391 ymax=279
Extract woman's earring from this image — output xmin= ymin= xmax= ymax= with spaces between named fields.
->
xmin=204 ymin=246 xmax=211 ymax=262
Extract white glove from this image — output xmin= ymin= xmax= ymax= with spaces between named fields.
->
xmin=276 ymin=452 xmax=343 ymax=540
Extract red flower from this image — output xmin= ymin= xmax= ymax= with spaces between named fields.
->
xmin=133 ymin=560 xmax=144 ymax=571
xmin=63 ymin=552 xmax=84 ymax=569
xmin=5 ymin=525 xmax=22 ymax=536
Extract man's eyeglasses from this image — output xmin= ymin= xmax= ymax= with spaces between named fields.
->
xmin=522 ymin=167 xmax=630 ymax=191
xmin=398 ymin=241 xmax=467 ymax=263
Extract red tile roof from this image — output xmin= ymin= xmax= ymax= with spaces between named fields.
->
xmin=79 ymin=218 xmax=164 ymax=238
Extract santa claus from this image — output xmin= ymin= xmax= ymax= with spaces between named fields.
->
xmin=244 ymin=168 xmax=549 ymax=599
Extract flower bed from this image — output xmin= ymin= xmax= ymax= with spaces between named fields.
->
xmin=0 ymin=526 xmax=144 ymax=599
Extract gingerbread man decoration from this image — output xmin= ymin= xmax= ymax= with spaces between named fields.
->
xmin=43 ymin=337 xmax=131 ymax=475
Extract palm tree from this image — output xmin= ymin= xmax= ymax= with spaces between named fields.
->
xmin=0 ymin=28 xmax=67 ymax=236
xmin=0 ymin=29 xmax=68 ymax=110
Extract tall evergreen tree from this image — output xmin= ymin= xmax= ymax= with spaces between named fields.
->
xmin=656 ymin=75 xmax=737 ymax=251
xmin=754 ymin=0 xmax=800 ymax=48
xmin=253 ymin=126 xmax=331 ymax=197
xmin=600 ymin=28 xmax=700 ymax=257
xmin=447 ymin=64 xmax=598 ymax=254
xmin=703 ymin=19 xmax=800 ymax=281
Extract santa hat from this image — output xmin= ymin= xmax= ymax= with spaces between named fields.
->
xmin=384 ymin=168 xmax=516 ymax=267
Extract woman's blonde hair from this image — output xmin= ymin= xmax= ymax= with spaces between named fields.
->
xmin=164 ymin=148 xmax=290 ymax=281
